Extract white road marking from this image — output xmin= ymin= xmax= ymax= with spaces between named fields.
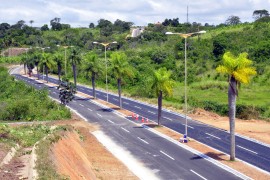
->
xmin=137 ymin=137 xmax=149 ymax=144
xmin=96 ymin=93 xmax=100 ymax=95
xmin=160 ymin=151 xmax=175 ymax=160
xmin=113 ymin=98 xmax=118 ymax=101
xmin=187 ymin=125 xmax=194 ymax=129
xmin=190 ymin=170 xmax=207 ymax=180
xmin=123 ymin=102 xmax=129 ymax=104
xmin=121 ymin=127 xmax=130 ymax=133
xmin=52 ymin=92 xmax=56 ymax=94
xmin=97 ymin=113 xmax=102 ymax=117
xmin=164 ymin=117 xmax=173 ymax=121
xmin=237 ymin=145 xmax=258 ymax=154
xmin=87 ymin=108 xmax=92 ymax=111
xmin=205 ymin=133 xmax=221 ymax=140
xmin=148 ymin=111 xmax=156 ymax=115
xmin=79 ymin=104 xmax=84 ymax=107
xmin=107 ymin=119 xmax=115 ymax=124
xmin=73 ymin=100 xmax=77 ymax=102
xmin=135 ymin=106 xmax=142 ymax=109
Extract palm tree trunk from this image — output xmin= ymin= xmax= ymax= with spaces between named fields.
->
xmin=72 ymin=64 xmax=77 ymax=87
xmin=37 ymin=66 xmax=39 ymax=80
xmin=45 ymin=66 xmax=49 ymax=83
xmin=118 ymin=78 xmax=122 ymax=109
xmin=92 ymin=72 xmax=96 ymax=99
xmin=24 ymin=63 xmax=26 ymax=75
xmin=228 ymin=76 xmax=237 ymax=161
xmin=158 ymin=90 xmax=162 ymax=125
xmin=58 ymin=64 xmax=61 ymax=81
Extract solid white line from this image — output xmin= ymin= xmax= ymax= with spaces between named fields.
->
xmin=107 ymin=119 xmax=115 ymax=124
xmin=190 ymin=170 xmax=207 ymax=180
xmin=164 ymin=117 xmax=173 ymax=121
xmin=187 ymin=125 xmax=194 ymax=129
xmin=97 ymin=113 xmax=102 ymax=117
xmin=148 ymin=111 xmax=156 ymax=114
xmin=79 ymin=104 xmax=84 ymax=107
xmin=237 ymin=145 xmax=258 ymax=154
xmin=160 ymin=150 xmax=175 ymax=160
xmin=87 ymin=108 xmax=92 ymax=111
xmin=135 ymin=106 xmax=142 ymax=109
xmin=205 ymin=133 xmax=221 ymax=140
xmin=121 ymin=127 xmax=130 ymax=133
xmin=137 ymin=137 xmax=149 ymax=144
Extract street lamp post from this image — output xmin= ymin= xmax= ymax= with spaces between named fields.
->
xmin=57 ymin=45 xmax=74 ymax=79
xmin=93 ymin=41 xmax=117 ymax=102
xmin=166 ymin=31 xmax=206 ymax=141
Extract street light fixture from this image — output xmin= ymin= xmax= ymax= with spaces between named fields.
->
xmin=59 ymin=45 xmax=74 ymax=79
xmin=93 ymin=41 xmax=117 ymax=102
xmin=166 ymin=30 xmax=206 ymax=142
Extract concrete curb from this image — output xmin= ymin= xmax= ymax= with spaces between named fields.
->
xmin=0 ymin=144 xmax=20 ymax=167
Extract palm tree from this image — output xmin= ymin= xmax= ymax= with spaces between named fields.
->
xmin=33 ymin=53 xmax=41 ymax=80
xmin=216 ymin=52 xmax=256 ymax=161
xmin=110 ymin=52 xmax=133 ymax=109
xmin=69 ymin=48 xmax=81 ymax=87
xmin=151 ymin=67 xmax=174 ymax=125
xmin=53 ymin=52 xmax=64 ymax=81
xmin=82 ymin=52 xmax=103 ymax=99
xmin=20 ymin=54 xmax=28 ymax=75
xmin=40 ymin=53 xmax=55 ymax=83
xmin=29 ymin=20 xmax=34 ymax=27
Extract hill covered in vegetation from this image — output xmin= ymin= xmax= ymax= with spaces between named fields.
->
xmin=0 ymin=17 xmax=269 ymax=120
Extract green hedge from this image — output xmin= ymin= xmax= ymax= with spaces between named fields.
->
xmin=0 ymin=66 xmax=71 ymax=121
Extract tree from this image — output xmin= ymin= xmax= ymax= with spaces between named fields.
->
xmin=20 ymin=54 xmax=28 ymax=75
xmin=82 ymin=52 xmax=103 ymax=99
xmin=110 ymin=52 xmax=134 ymax=109
xmin=69 ymin=48 xmax=81 ymax=87
xmin=41 ymin=24 xmax=49 ymax=31
xmin=225 ymin=15 xmax=241 ymax=25
xmin=253 ymin=9 xmax=269 ymax=20
xmin=50 ymin=17 xmax=62 ymax=31
xmin=151 ymin=68 xmax=174 ymax=125
xmin=40 ymin=53 xmax=54 ymax=83
xmin=89 ymin=23 xmax=95 ymax=28
xmin=29 ymin=20 xmax=34 ymax=27
xmin=53 ymin=52 xmax=64 ymax=81
xmin=216 ymin=52 xmax=256 ymax=161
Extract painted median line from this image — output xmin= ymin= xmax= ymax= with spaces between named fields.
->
xmin=142 ymin=124 xmax=251 ymax=180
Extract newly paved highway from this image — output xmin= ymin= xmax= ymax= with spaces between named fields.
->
xmin=10 ymin=70 xmax=246 ymax=179
xmin=31 ymin=73 xmax=270 ymax=173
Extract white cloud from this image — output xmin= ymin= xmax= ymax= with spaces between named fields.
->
xmin=0 ymin=0 xmax=269 ymax=27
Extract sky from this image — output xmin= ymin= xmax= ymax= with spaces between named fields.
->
xmin=0 ymin=0 xmax=269 ymax=27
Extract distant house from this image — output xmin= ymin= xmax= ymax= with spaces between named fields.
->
xmin=1 ymin=48 xmax=28 ymax=57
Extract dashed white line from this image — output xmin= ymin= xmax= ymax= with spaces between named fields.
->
xmin=135 ymin=106 xmax=142 ymax=109
xmin=97 ymin=113 xmax=102 ymax=117
xmin=123 ymin=102 xmax=129 ymax=105
xmin=205 ymin=133 xmax=221 ymax=140
xmin=79 ymin=104 xmax=85 ymax=107
xmin=87 ymin=108 xmax=92 ymax=111
xmin=121 ymin=127 xmax=130 ymax=133
xmin=182 ymin=124 xmax=194 ymax=129
xmin=160 ymin=151 xmax=175 ymax=160
xmin=107 ymin=119 xmax=115 ymax=124
xmin=148 ymin=111 xmax=156 ymax=115
xmin=164 ymin=117 xmax=173 ymax=121
xmin=137 ymin=137 xmax=149 ymax=144
xmin=113 ymin=98 xmax=118 ymax=101
xmin=237 ymin=145 xmax=258 ymax=154
xmin=190 ymin=170 xmax=207 ymax=180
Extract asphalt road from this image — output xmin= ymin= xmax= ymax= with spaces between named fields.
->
xmin=10 ymin=72 xmax=245 ymax=179
xmin=35 ymin=74 xmax=270 ymax=173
